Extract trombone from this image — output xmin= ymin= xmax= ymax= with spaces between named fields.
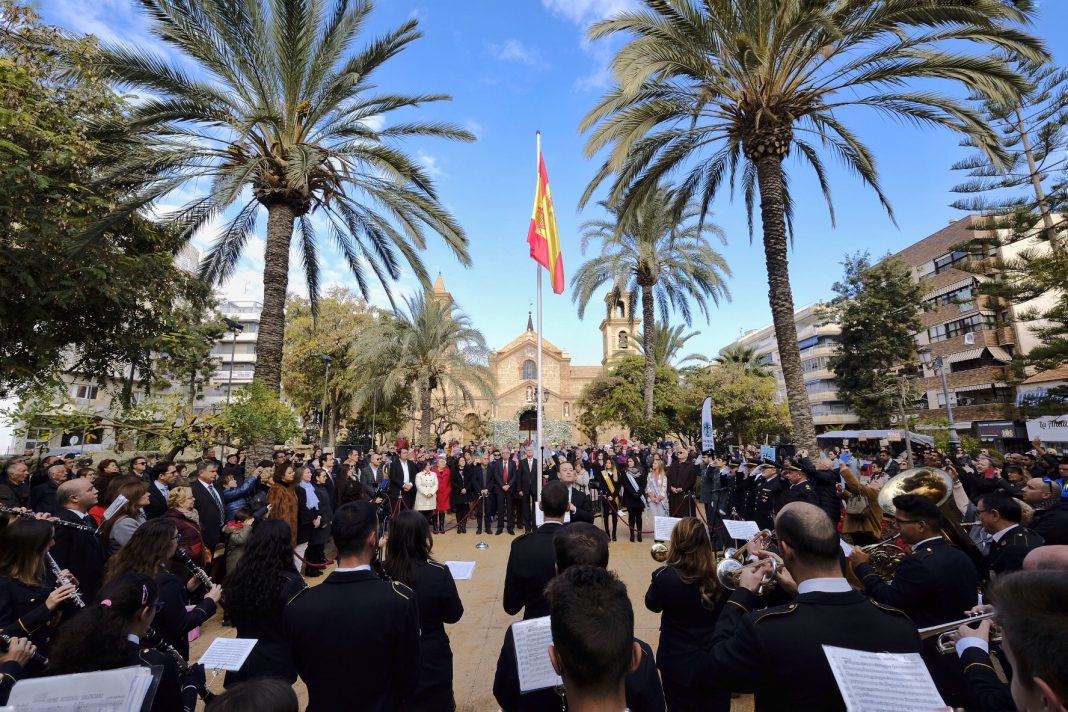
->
xmin=918 ymin=610 xmax=998 ymax=654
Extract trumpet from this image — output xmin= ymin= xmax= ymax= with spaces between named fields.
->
xmin=717 ymin=555 xmax=780 ymax=595
xmin=46 ymin=553 xmax=85 ymax=608
xmin=918 ymin=611 xmax=999 ymax=654
xmin=721 ymin=529 xmax=775 ymax=563
xmin=650 ymin=542 xmax=669 ymax=562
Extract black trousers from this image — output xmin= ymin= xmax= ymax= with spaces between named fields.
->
xmin=495 ymin=491 xmax=518 ymax=532
xmin=519 ymin=492 xmax=536 ymax=532
xmin=600 ymin=497 xmax=618 ymax=538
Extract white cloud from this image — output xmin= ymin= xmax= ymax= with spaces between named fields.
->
xmin=540 ymin=0 xmax=637 ymax=27
xmin=464 ymin=120 xmax=485 ymax=140
xmin=488 ymin=39 xmax=547 ymax=69
xmin=415 ymin=150 xmax=445 ymax=177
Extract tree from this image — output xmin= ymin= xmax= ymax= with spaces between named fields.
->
xmin=82 ymin=0 xmax=475 ymax=392
xmin=951 ymin=58 xmax=1068 ymax=254
xmin=0 ymin=1 xmax=213 ymax=395
xmin=713 ymin=345 xmax=771 ymax=378
xmin=579 ymin=0 xmax=1046 ymax=450
xmin=680 ymin=365 xmax=789 ymax=447
xmin=632 ymin=323 xmax=708 ymax=368
xmin=575 ymin=355 xmax=689 ymax=443
xmin=824 ymin=254 xmax=924 ymax=427
xmin=282 ymin=288 xmax=374 ymax=446
xmin=352 ymin=291 xmax=494 ymax=446
xmin=571 ymin=184 xmax=730 ymax=424
xmin=216 ymin=380 xmax=302 ymax=450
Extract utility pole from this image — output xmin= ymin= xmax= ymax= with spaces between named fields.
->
xmin=897 ymin=376 xmax=914 ymax=468
xmin=222 ymin=318 xmax=244 ymax=405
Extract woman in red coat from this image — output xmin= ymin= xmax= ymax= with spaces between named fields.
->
xmin=432 ymin=457 xmax=451 ymax=535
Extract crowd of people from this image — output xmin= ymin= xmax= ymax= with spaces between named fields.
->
xmin=0 ymin=436 xmax=1066 ymax=711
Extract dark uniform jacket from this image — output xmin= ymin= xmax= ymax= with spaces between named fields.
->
xmin=285 ymin=569 xmax=420 ymax=712
xmin=493 ymin=624 xmax=665 ymax=712
xmin=855 ymin=537 xmax=977 ymax=707
xmin=126 ymin=640 xmax=197 ymax=712
xmin=1031 ymin=502 xmax=1068 ymax=545
xmin=409 ymin=560 xmax=464 ymax=712
xmin=701 ymin=586 xmax=922 ymax=711
xmin=778 ymin=478 xmax=817 ymax=510
xmin=50 ymin=508 xmax=106 ymax=603
xmin=145 ymin=483 xmax=169 ymax=520
xmin=986 ymin=525 xmax=1044 ymax=575
xmin=0 ymin=575 xmax=54 ymax=673
xmin=154 ymin=571 xmax=216 ymax=660
xmin=503 ymin=522 xmax=563 ymax=619
xmin=958 ymin=645 xmax=1014 ymax=712
xmin=226 ymin=568 xmax=306 ymax=685
xmin=645 ymin=565 xmax=725 ymax=689
xmin=753 ymin=476 xmax=787 ymax=530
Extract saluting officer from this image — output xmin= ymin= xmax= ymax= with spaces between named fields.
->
xmin=752 ymin=464 xmax=787 ymax=530
xmin=976 ymin=493 xmax=1045 ymax=576
xmin=285 ymin=501 xmax=420 ymax=712
xmin=849 ymin=494 xmax=978 ymax=708
xmin=777 ymin=463 xmax=817 ymax=512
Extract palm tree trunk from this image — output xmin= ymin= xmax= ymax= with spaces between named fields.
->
xmin=640 ymin=284 xmax=656 ymax=423
xmin=755 ymin=156 xmax=817 ymax=452
xmin=419 ymin=383 xmax=433 ymax=446
xmin=254 ymin=203 xmax=295 ymax=392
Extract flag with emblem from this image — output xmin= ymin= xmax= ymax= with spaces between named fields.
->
xmin=527 ymin=151 xmax=564 ymax=294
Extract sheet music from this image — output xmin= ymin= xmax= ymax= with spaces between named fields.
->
xmin=722 ymin=519 xmax=760 ymax=542
xmin=653 ymin=516 xmax=681 ymax=542
xmin=512 ymin=617 xmax=562 ymax=692
xmin=7 ymin=666 xmax=156 ymax=711
xmin=197 ymin=637 xmax=257 ymax=671
xmin=840 ymin=539 xmax=855 ymax=557
xmin=444 ymin=561 xmax=476 ymax=580
xmin=822 ymin=645 xmax=946 ymax=712
xmin=101 ymin=494 xmax=128 ymax=522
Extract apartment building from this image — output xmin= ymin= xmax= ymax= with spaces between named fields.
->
xmin=719 ymin=303 xmax=860 ymax=431
xmin=893 ymin=216 xmax=1053 ymax=449
xmin=195 ymin=299 xmax=262 ymax=410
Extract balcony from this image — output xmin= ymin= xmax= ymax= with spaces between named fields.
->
xmin=813 ymin=413 xmax=861 ymax=427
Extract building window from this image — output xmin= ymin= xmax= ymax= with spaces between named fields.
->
xmin=933 ymin=250 xmax=970 ymax=274
xmin=70 ymin=384 xmax=98 ymax=401
xmin=926 ymin=285 xmax=974 ymax=309
xmin=240 ymin=322 xmax=258 ymax=333
xmin=616 ymin=301 xmax=626 ymax=318
xmin=801 ymin=356 xmax=830 ymax=373
xmin=927 ymin=313 xmax=996 ymax=343
xmin=618 ymin=330 xmax=628 ymax=348
xmin=522 ymin=360 xmax=536 ymax=380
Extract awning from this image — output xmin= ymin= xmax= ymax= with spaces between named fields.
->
xmin=943 ymin=348 xmax=984 ymax=364
xmin=953 ymin=382 xmax=1007 ymax=394
xmin=986 ymin=346 xmax=1013 ymax=363
xmin=922 ymin=277 xmax=974 ymax=302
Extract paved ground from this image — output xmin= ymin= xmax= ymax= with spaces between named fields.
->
xmin=192 ymin=522 xmax=755 ymax=711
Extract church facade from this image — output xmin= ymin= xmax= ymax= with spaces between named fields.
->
xmin=428 ymin=276 xmax=636 ymax=445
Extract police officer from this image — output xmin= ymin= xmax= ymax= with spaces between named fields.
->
xmin=778 ymin=464 xmax=817 ymax=511
xmin=502 ymin=481 xmax=569 ymax=620
xmin=752 ymin=464 xmax=787 ymax=531
xmin=976 ymin=493 xmax=1045 ymax=576
xmin=849 ymin=494 xmax=978 ymax=708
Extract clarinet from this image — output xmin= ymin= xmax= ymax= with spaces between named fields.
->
xmin=142 ymin=628 xmax=216 ymax=702
xmin=173 ymin=547 xmax=213 ymax=589
xmin=0 ymin=506 xmax=100 ymax=535
xmin=0 ymin=633 xmax=49 ymax=667
xmin=46 ymin=553 xmax=85 ymax=608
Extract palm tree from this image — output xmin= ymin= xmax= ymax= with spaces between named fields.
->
xmin=579 ymin=0 xmax=1045 ymax=450
xmin=85 ymin=0 xmax=474 ymax=392
xmin=633 ymin=323 xmax=708 ymax=368
xmin=352 ymin=291 xmax=494 ymax=446
xmin=714 ymin=345 xmax=771 ymax=378
xmin=572 ymin=184 xmax=730 ymax=422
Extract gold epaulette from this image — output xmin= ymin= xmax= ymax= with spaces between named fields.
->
xmin=869 ymin=599 xmax=910 ymax=619
xmin=391 ymin=581 xmax=413 ymax=600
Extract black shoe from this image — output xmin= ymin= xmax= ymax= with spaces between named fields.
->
xmin=476 ymin=528 xmax=482 ymax=535
xmin=495 ymin=530 xmax=503 ymax=535
xmin=508 ymin=529 xmax=515 ymax=535
xmin=612 ymin=534 xmax=617 ymax=542
xmin=638 ymin=533 xmax=643 ymax=542
xmin=630 ymin=532 xmax=635 ymax=542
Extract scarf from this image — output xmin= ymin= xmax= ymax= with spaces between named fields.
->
xmin=626 ymin=467 xmax=642 ymax=492
xmin=299 ymin=481 xmax=320 ymax=510
xmin=181 ymin=506 xmax=200 ymax=524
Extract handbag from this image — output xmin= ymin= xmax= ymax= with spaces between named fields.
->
xmin=845 ymin=492 xmax=870 ymax=516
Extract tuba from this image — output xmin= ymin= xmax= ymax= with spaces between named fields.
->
xmin=876 ymin=467 xmax=954 ymax=514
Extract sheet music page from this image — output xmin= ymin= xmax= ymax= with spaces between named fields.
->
xmin=444 ymin=561 xmax=476 ymax=580
xmin=512 ymin=617 xmax=562 ymax=692
xmin=653 ymin=516 xmax=681 ymax=542
xmin=197 ymin=637 xmax=257 ymax=671
xmin=722 ymin=519 xmax=760 ymax=542
xmin=7 ymin=666 xmax=155 ymax=711
xmin=101 ymin=495 xmax=129 ymax=522
xmin=822 ymin=645 xmax=946 ymax=712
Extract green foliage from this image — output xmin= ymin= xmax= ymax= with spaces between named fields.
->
xmin=632 ymin=323 xmax=708 ymax=368
xmin=713 ymin=345 xmax=771 ymax=377
xmin=825 ymin=254 xmax=924 ymax=427
xmin=216 ymin=380 xmax=301 ymax=449
xmin=681 ymin=366 xmax=790 ymax=447
xmin=0 ymin=1 xmax=213 ymax=394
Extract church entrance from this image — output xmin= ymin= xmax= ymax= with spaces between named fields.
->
xmin=519 ymin=409 xmax=537 ymax=443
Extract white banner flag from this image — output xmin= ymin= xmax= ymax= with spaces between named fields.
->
xmin=701 ymin=396 xmax=715 ymax=452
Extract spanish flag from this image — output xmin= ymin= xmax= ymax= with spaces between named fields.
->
xmin=527 ymin=152 xmax=564 ymax=294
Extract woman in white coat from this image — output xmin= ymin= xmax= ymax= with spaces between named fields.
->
xmin=414 ymin=460 xmax=438 ymax=526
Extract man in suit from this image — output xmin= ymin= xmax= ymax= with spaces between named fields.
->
xmin=503 ymin=481 xmax=568 ymax=619
xmin=360 ymin=452 xmax=387 ymax=500
xmin=128 ymin=455 xmax=149 ymax=483
xmin=666 ymin=448 xmax=697 ymax=518
xmin=50 ymin=478 xmax=107 ymax=602
xmin=517 ymin=446 xmax=539 ymax=533
xmin=701 ymin=502 xmax=922 ymax=710
xmin=191 ymin=461 xmax=226 ymax=553
xmin=977 ymin=493 xmax=1045 ymax=575
xmin=145 ymin=461 xmax=178 ymax=520
xmin=492 ymin=447 xmax=520 ymax=535
xmin=465 ymin=452 xmax=492 ymax=535
xmin=388 ymin=448 xmax=417 ymax=511
xmin=0 ymin=459 xmax=30 ymax=511
xmin=849 ymin=494 xmax=977 ymax=707
xmin=558 ymin=461 xmax=594 ymax=523
xmin=494 ymin=521 xmax=665 ymax=712
xmin=285 ymin=501 xmax=420 ymax=712
xmin=30 ymin=464 xmax=67 ymax=515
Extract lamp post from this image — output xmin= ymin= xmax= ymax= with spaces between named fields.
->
xmin=319 ymin=354 xmax=333 ymax=444
xmin=918 ymin=347 xmax=960 ymax=449
xmin=222 ymin=318 xmax=245 ymax=405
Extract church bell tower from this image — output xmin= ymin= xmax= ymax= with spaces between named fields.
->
xmin=599 ymin=292 xmax=639 ymax=366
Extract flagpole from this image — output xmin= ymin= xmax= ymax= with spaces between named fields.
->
xmin=535 ymin=131 xmax=544 ymax=505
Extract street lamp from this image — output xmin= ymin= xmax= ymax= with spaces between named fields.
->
xmin=222 ymin=318 xmax=245 ymax=405
xmin=319 ymin=354 xmax=333 ymax=443
xmin=917 ymin=347 xmax=960 ymax=449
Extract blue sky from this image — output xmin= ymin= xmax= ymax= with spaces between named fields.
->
xmin=38 ymin=0 xmax=1068 ymax=367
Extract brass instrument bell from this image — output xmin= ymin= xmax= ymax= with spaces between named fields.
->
xmin=650 ymin=543 xmax=669 ymax=562
xmin=876 ymin=467 xmax=954 ymax=515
